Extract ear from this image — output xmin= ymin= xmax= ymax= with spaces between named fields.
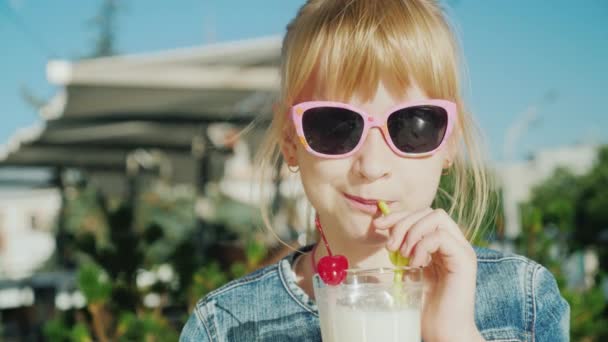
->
xmin=443 ymin=127 xmax=460 ymax=169
xmin=443 ymin=152 xmax=455 ymax=169
xmin=278 ymin=108 xmax=299 ymax=167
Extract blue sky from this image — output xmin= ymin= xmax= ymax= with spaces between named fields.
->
xmin=1 ymin=0 xmax=606 ymax=162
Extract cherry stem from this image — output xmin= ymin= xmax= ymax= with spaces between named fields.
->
xmin=314 ymin=214 xmax=333 ymax=257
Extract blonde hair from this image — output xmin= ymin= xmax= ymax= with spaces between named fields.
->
xmin=254 ymin=0 xmax=497 ymax=246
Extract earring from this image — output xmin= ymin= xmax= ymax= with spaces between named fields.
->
xmin=288 ymin=163 xmax=300 ymax=173
xmin=442 ymin=160 xmax=452 ymax=176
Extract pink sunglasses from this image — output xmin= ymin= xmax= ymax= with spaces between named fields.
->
xmin=290 ymin=99 xmax=456 ymax=158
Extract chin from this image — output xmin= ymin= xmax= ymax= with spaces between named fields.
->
xmin=365 ymin=230 xmax=390 ymax=245
xmin=340 ymin=215 xmax=387 ymax=245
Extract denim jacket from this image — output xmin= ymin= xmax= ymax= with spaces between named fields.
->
xmin=180 ymin=245 xmax=570 ymax=341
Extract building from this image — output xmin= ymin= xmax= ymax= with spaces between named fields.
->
xmin=497 ymin=144 xmax=599 ymax=240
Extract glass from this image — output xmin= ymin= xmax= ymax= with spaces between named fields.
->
xmin=313 ymin=267 xmax=424 ymax=342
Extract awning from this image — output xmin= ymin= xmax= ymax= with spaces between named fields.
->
xmin=42 ymin=35 xmax=281 ymax=121
xmin=0 ymin=35 xmax=282 ymax=180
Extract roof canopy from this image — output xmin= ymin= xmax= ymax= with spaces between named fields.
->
xmin=0 ymin=36 xmax=282 ymax=182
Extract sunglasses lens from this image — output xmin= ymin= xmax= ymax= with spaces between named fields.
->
xmin=387 ymin=105 xmax=448 ymax=154
xmin=302 ymin=107 xmax=364 ymax=155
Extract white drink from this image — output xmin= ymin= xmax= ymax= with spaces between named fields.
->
xmin=313 ymin=269 xmax=423 ymax=342
xmin=320 ymin=304 xmax=420 ymax=342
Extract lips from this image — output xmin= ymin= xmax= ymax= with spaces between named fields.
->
xmin=343 ymin=193 xmax=394 ymax=214
xmin=343 ymin=193 xmax=391 ymax=205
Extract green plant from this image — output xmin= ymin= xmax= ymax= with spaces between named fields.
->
xmin=45 ymin=178 xmax=270 ymax=341
xmin=115 ymin=312 xmax=179 ymax=342
xmin=561 ymin=275 xmax=608 ymax=341
xmin=187 ymin=238 xmax=267 ymax=311
xmin=43 ymin=315 xmax=92 ymax=342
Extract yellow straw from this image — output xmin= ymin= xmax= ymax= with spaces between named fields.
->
xmin=378 ymin=200 xmax=409 ymax=306
xmin=378 ymin=201 xmax=410 ymax=267
xmin=377 ymin=200 xmax=391 ymax=216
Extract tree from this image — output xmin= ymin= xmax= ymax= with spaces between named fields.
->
xmin=575 ymin=147 xmax=608 ymax=266
xmin=517 ymin=145 xmax=608 ymax=341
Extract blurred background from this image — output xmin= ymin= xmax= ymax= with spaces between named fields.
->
xmin=0 ymin=0 xmax=606 ymax=341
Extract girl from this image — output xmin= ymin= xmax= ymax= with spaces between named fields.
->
xmin=181 ymin=0 xmax=569 ymax=341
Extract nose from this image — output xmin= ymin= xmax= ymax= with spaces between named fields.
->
xmin=352 ymin=127 xmax=392 ymax=181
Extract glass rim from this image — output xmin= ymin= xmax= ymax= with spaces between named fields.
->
xmin=312 ymin=266 xmax=422 ymax=279
xmin=344 ymin=266 xmax=422 ymax=275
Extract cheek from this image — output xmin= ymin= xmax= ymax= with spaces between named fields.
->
xmin=297 ymin=148 xmax=350 ymax=179
xmin=395 ymin=159 xmax=443 ymax=208
xmin=297 ymin=154 xmax=351 ymax=206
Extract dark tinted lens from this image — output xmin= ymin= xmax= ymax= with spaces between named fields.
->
xmin=302 ymin=107 xmax=364 ymax=155
xmin=387 ymin=105 xmax=448 ymax=154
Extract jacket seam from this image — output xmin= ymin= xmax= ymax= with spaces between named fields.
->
xmin=204 ymin=266 xmax=278 ymax=299
xmin=194 ymin=301 xmax=216 ymax=341
xmin=477 ymin=256 xmax=534 ymax=264
xmin=531 ymin=264 xmax=541 ymax=342
xmin=278 ymin=259 xmax=318 ymax=315
xmin=525 ymin=262 xmax=536 ymax=342
xmin=481 ymin=326 xmax=530 ymax=342
xmin=193 ymin=269 xmax=277 ymax=342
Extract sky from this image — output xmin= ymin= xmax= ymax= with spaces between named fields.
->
xmin=0 ymin=0 xmax=607 ymax=162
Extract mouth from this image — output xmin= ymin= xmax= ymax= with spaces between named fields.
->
xmin=343 ymin=193 xmax=394 ymax=214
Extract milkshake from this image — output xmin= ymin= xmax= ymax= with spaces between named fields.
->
xmin=314 ymin=267 xmax=423 ymax=342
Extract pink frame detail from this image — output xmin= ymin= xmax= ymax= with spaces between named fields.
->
xmin=290 ymin=99 xmax=457 ymax=158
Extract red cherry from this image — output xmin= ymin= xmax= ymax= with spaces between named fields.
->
xmin=317 ymin=254 xmax=349 ymax=285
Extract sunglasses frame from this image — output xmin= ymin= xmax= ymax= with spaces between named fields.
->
xmin=290 ymin=99 xmax=457 ymax=158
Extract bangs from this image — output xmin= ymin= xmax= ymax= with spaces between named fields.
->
xmin=281 ymin=0 xmax=460 ymax=106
